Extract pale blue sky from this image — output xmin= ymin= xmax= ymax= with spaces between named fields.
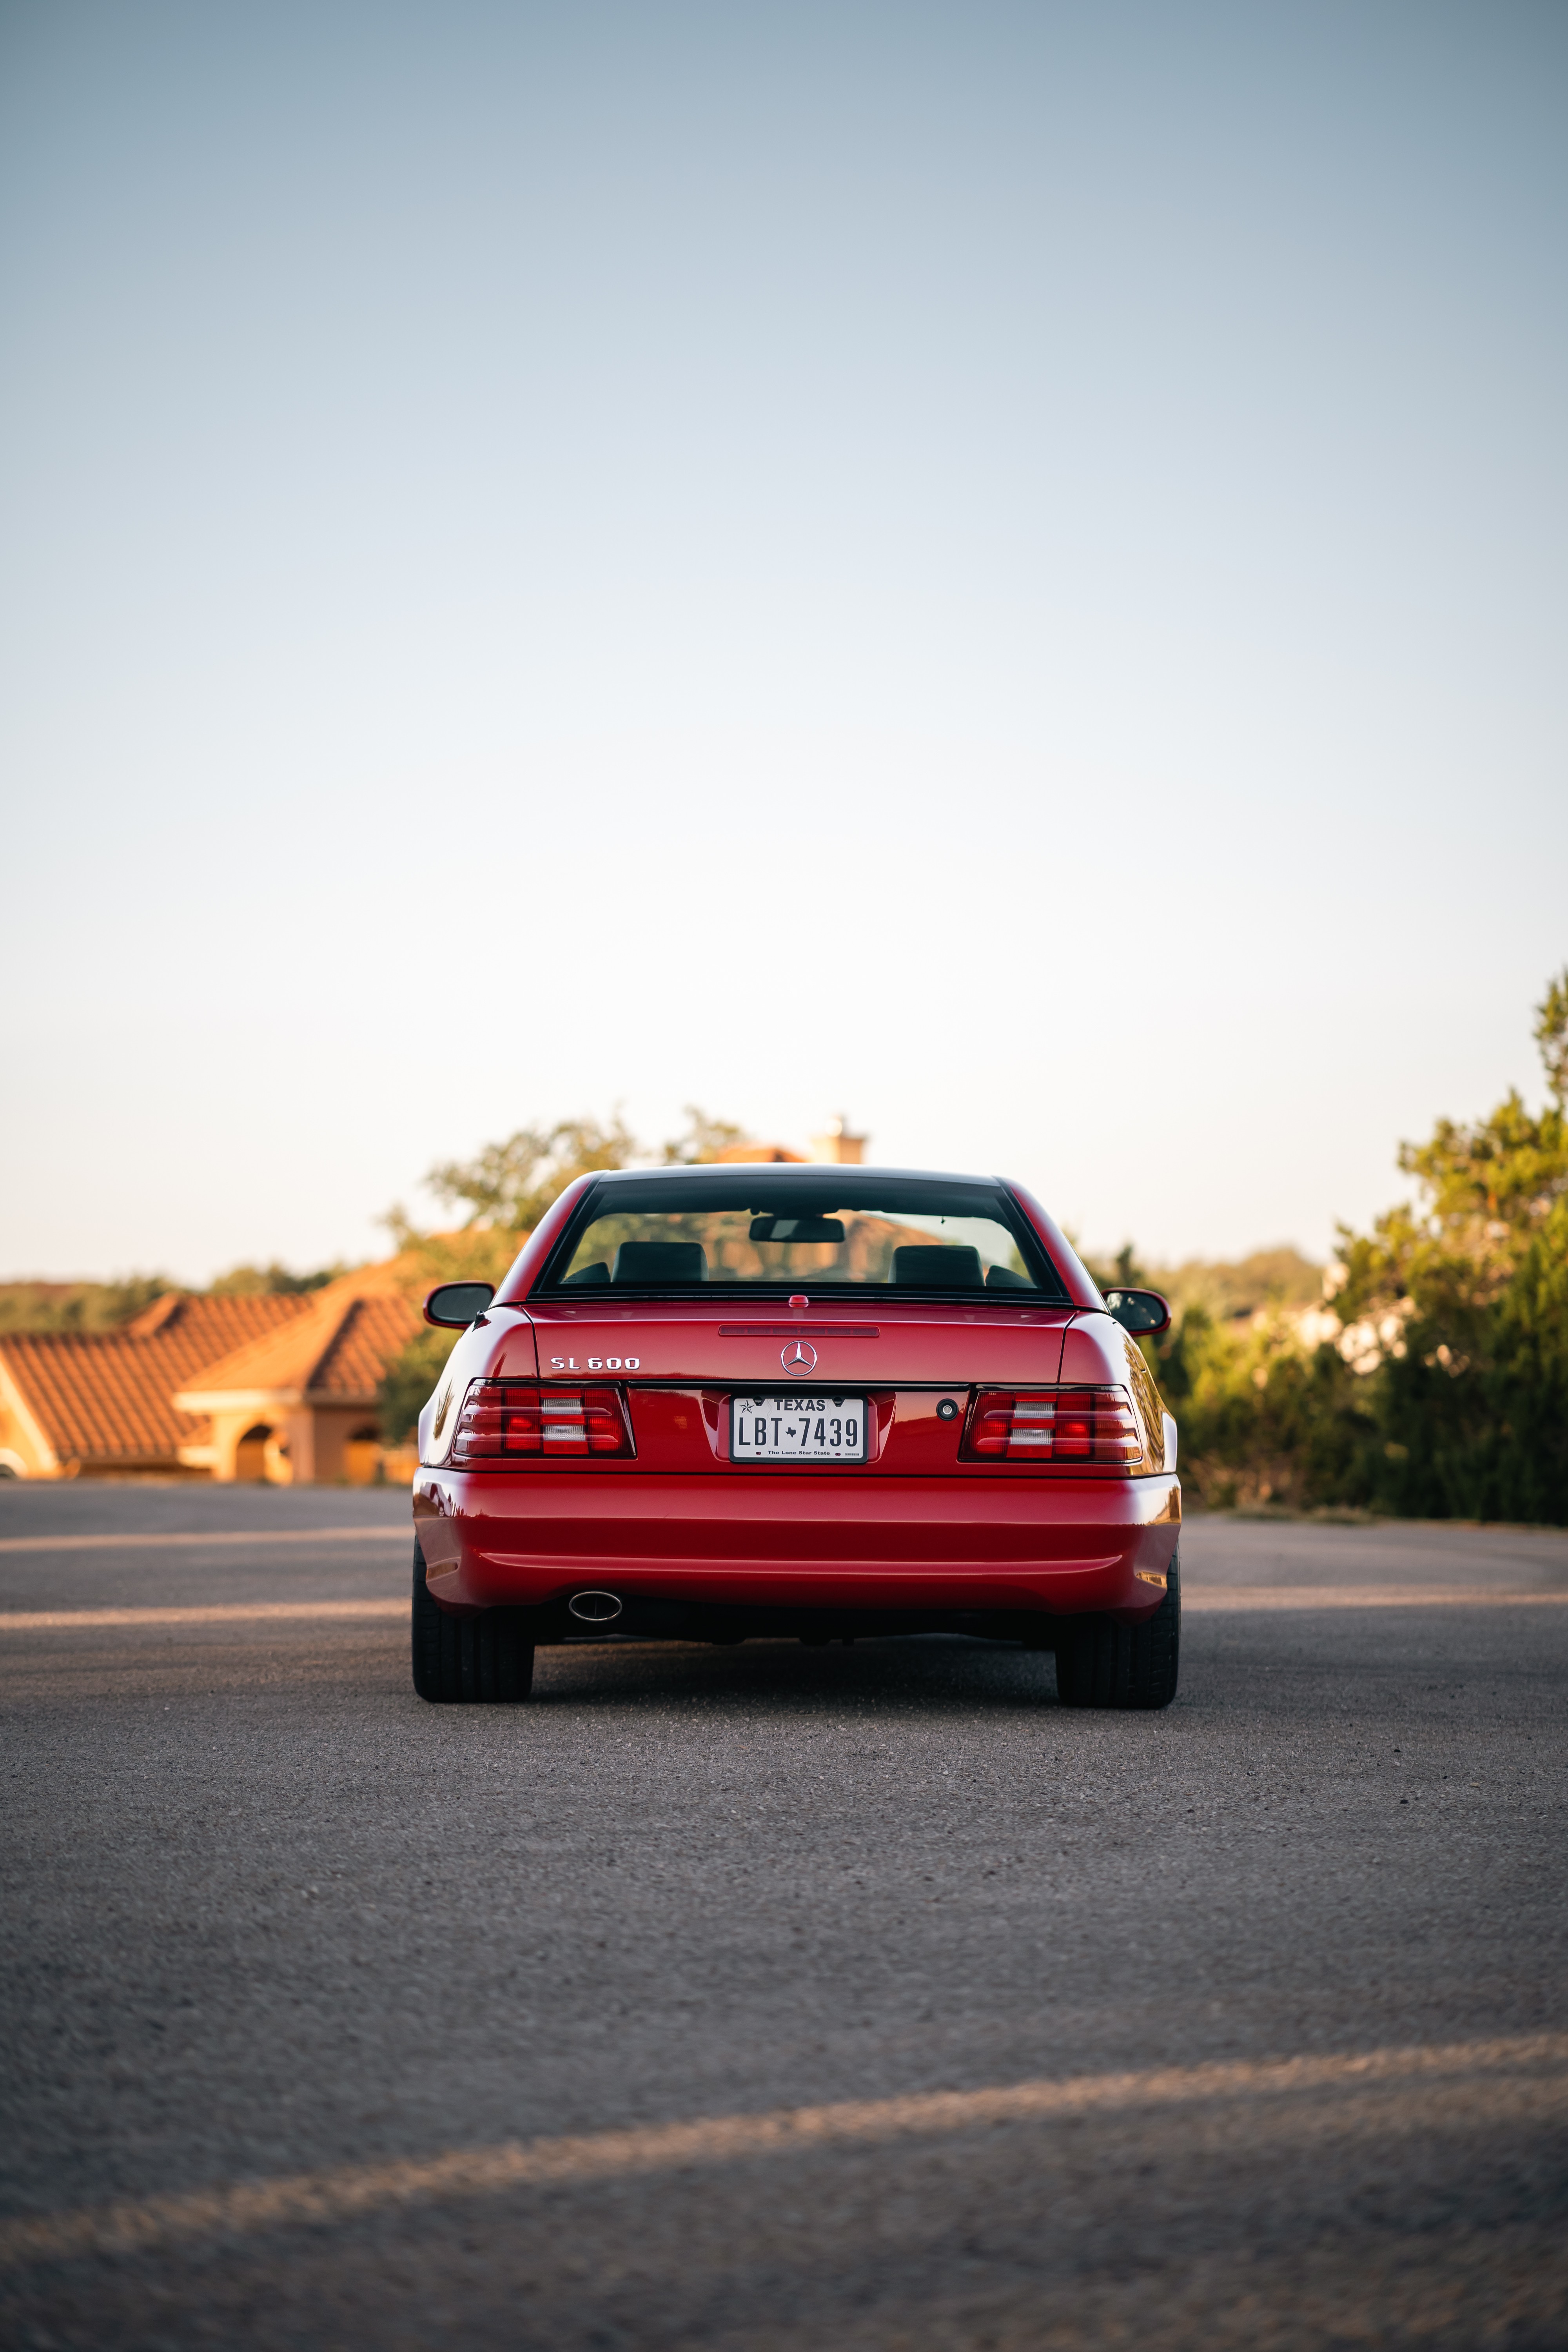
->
xmin=2 ymin=0 xmax=1564 ymax=1281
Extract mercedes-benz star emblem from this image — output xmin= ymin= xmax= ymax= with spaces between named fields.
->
xmin=781 ymin=1339 xmax=817 ymax=1373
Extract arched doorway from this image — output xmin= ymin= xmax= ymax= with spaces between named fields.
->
xmin=234 ymin=1425 xmax=272 ymax=1482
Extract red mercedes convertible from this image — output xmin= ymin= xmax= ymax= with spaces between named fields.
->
xmin=410 ymin=1165 xmax=1180 ymax=1710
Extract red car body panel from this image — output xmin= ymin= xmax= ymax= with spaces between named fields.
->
xmin=414 ymin=1467 xmax=1179 ymax=1615
xmin=530 ymin=1300 xmax=1073 ymax=1389
xmin=413 ymin=1171 xmax=1180 ymax=1633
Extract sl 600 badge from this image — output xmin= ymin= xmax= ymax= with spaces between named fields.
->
xmin=549 ymin=1355 xmax=640 ymax=1371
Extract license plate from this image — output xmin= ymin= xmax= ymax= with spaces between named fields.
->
xmin=731 ymin=1395 xmax=867 ymax=1462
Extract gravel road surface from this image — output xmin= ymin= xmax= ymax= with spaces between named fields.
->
xmin=2 ymin=1483 xmax=1565 ymax=2349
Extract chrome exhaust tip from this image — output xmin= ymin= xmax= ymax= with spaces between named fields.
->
xmin=567 ymin=1590 xmax=623 ymax=1625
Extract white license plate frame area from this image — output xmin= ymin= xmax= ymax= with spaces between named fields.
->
xmin=730 ymin=1394 xmax=868 ymax=1463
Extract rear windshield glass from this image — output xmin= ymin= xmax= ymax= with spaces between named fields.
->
xmin=540 ymin=1174 xmax=1066 ymax=1297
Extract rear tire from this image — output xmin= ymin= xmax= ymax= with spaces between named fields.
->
xmin=412 ymin=1546 xmax=535 ymax=1704
xmin=1055 ymin=1552 xmax=1180 ymax=1710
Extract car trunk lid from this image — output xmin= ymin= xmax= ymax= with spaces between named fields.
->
xmin=528 ymin=1298 xmax=1072 ymax=1387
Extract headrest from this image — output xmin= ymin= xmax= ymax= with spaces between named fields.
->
xmin=611 ymin=1241 xmax=708 ymax=1283
xmin=890 ymin=1245 xmax=984 ymax=1286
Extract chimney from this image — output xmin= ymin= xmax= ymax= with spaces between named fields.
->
xmin=809 ymin=1115 xmax=867 ymax=1167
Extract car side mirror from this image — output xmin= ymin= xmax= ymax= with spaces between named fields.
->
xmin=1104 ymin=1287 xmax=1171 ymax=1338
xmin=423 ymin=1281 xmax=496 ymax=1329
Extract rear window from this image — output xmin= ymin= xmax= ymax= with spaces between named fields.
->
xmin=539 ymin=1174 xmax=1067 ymax=1297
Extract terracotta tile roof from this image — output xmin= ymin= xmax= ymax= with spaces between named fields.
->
xmin=0 ymin=1294 xmax=313 ymax=1468
xmin=176 ymin=1283 xmax=421 ymax=1405
xmin=1 ymin=1261 xmax=437 ymax=1470
xmin=307 ymin=1294 xmax=423 ymax=1397
xmin=126 ymin=1292 xmax=316 ymax=1374
xmin=125 ymin=1292 xmax=187 ymax=1338
xmin=173 ymin=1304 xmax=339 ymax=1399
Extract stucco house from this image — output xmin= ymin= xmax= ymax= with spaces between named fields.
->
xmin=0 ymin=1118 xmax=870 ymax=1482
xmin=171 ymin=1261 xmax=419 ymax=1483
xmin=0 ymin=1265 xmax=419 ymax=1484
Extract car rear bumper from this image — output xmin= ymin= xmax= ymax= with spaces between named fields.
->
xmin=413 ymin=1469 xmax=1181 ymax=1621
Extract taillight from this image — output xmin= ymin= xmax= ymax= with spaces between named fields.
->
xmin=960 ymin=1387 xmax=1143 ymax=1467
xmin=450 ymin=1382 xmax=632 ymax=1462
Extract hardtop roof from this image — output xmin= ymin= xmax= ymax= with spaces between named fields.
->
xmin=587 ymin=1163 xmax=1009 ymax=1188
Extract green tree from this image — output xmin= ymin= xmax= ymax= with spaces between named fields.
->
xmin=379 ymin=1326 xmax=459 ymax=1450
xmin=381 ymin=1114 xmax=642 ymax=1300
xmin=209 ymin=1260 xmax=347 ymax=1296
xmin=1147 ymin=1299 xmax=1372 ymax=1511
xmin=1328 ymin=966 xmax=1568 ymax=1520
xmin=1083 ymin=1243 xmax=1149 ymax=1291
xmin=378 ymin=1107 xmax=742 ymax=1445
xmin=423 ymin=1114 xmax=640 ymax=1235
xmin=1533 ymin=967 xmax=1568 ymax=1106
xmin=0 ymin=1276 xmax=173 ymax=1334
xmin=1103 ymin=975 xmax=1568 ymax=1520
xmin=661 ymin=1106 xmax=746 ymax=1164
xmin=377 ymin=1115 xmax=642 ymax=1441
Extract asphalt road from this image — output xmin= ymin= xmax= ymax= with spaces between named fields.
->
xmin=2 ymin=1483 xmax=1566 ymax=2350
